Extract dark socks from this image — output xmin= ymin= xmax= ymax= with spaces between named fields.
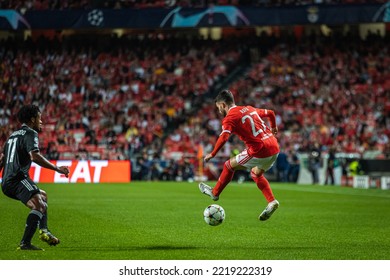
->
xmin=21 ymin=210 xmax=43 ymax=245
xmin=39 ymin=214 xmax=47 ymax=230
xmin=39 ymin=202 xmax=48 ymax=230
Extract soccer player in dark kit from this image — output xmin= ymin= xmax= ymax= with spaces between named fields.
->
xmin=0 ymin=105 xmax=70 ymax=250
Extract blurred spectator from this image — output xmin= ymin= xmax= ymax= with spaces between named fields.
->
xmin=151 ymin=154 xmax=163 ymax=180
xmin=308 ymin=142 xmax=322 ymax=184
xmin=276 ymin=151 xmax=289 ymax=182
xmin=85 ymin=129 xmax=98 ymax=145
xmin=325 ymin=147 xmax=336 ymax=185
xmin=160 ymin=159 xmax=179 ymax=181
xmin=349 ymin=160 xmax=362 ymax=176
xmin=287 ymin=151 xmax=300 ymax=183
xmin=177 ymin=159 xmax=195 ymax=182
xmin=132 ymin=155 xmax=151 ymax=180
xmin=384 ymin=143 xmax=390 ymax=159
xmin=46 ymin=141 xmax=60 ymax=160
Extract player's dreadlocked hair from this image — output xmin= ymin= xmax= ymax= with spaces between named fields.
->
xmin=215 ymin=89 xmax=235 ymax=105
xmin=17 ymin=105 xmax=41 ymax=124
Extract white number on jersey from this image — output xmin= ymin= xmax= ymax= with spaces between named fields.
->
xmin=6 ymin=138 xmax=18 ymax=163
xmin=241 ymin=111 xmax=267 ymax=137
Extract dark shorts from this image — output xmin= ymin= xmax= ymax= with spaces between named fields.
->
xmin=2 ymin=178 xmax=40 ymax=204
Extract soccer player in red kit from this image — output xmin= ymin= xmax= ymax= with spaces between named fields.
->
xmin=199 ymin=89 xmax=280 ymax=221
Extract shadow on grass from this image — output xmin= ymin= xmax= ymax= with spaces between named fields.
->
xmin=59 ymin=245 xmax=328 ymax=253
xmin=1 ymin=244 xmax=327 ymax=253
xmin=256 ymin=246 xmax=326 ymax=250
xmin=61 ymin=245 xmax=200 ymax=251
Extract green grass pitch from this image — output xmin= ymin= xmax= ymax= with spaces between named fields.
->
xmin=0 ymin=181 xmax=389 ymax=260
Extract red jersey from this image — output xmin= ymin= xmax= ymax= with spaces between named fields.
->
xmin=219 ymin=105 xmax=279 ymax=158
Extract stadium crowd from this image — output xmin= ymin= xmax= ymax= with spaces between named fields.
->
xmin=1 ymin=31 xmax=389 ymax=181
xmin=1 ymin=0 xmax=387 ymax=12
xmin=0 ymin=34 xmax=242 ymax=179
xmin=161 ymin=32 xmax=390 ymax=180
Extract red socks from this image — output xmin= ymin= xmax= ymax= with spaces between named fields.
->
xmin=213 ymin=160 xmax=235 ymax=196
xmin=212 ymin=161 xmax=275 ymax=203
xmin=251 ymin=171 xmax=275 ymax=203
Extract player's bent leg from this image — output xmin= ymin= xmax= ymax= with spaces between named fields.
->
xmin=199 ymin=157 xmax=239 ymax=201
xmin=38 ymin=189 xmax=49 ymax=230
xmin=212 ymin=159 xmax=235 ymax=197
xmin=20 ymin=194 xmax=46 ymax=249
xmin=251 ymin=167 xmax=280 ymax=221
xmin=248 ymin=159 xmax=280 ymax=221
xmin=39 ymin=189 xmax=47 ymax=200
xmin=251 ymin=166 xmax=264 ymax=177
xmin=35 ymin=190 xmax=60 ymax=246
xmin=16 ymin=211 xmax=45 ymax=250
xmin=251 ymin=167 xmax=276 ymax=202
xmin=26 ymin=192 xmax=47 ymax=213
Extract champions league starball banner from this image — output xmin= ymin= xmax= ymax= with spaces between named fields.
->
xmin=0 ymin=3 xmax=389 ymax=30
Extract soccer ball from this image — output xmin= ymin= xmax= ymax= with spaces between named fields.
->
xmin=203 ymin=204 xmax=225 ymax=226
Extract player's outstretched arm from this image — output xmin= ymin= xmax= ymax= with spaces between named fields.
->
xmin=30 ymin=150 xmax=69 ymax=177
xmin=257 ymin=108 xmax=278 ymax=134
xmin=205 ymin=132 xmax=230 ymax=162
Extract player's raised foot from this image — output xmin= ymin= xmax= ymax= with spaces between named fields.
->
xmin=17 ymin=243 xmax=44 ymax=251
xmin=259 ymin=200 xmax=279 ymax=221
xmin=39 ymin=229 xmax=60 ymax=246
xmin=199 ymin=182 xmax=219 ymax=201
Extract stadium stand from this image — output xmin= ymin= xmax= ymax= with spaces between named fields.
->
xmin=1 ymin=2 xmax=389 ymax=182
xmin=161 ymin=32 xmax=390 ymax=180
xmin=0 ymin=35 xmax=243 ymax=167
xmin=1 ymin=0 xmax=388 ymax=12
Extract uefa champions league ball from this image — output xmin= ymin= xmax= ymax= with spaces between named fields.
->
xmin=203 ymin=204 xmax=225 ymax=226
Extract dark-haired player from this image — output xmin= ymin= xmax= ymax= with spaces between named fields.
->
xmin=0 ymin=105 xmax=70 ymax=250
xmin=199 ymin=89 xmax=280 ymax=221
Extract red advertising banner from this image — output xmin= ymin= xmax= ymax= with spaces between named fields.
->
xmin=0 ymin=160 xmax=131 ymax=183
